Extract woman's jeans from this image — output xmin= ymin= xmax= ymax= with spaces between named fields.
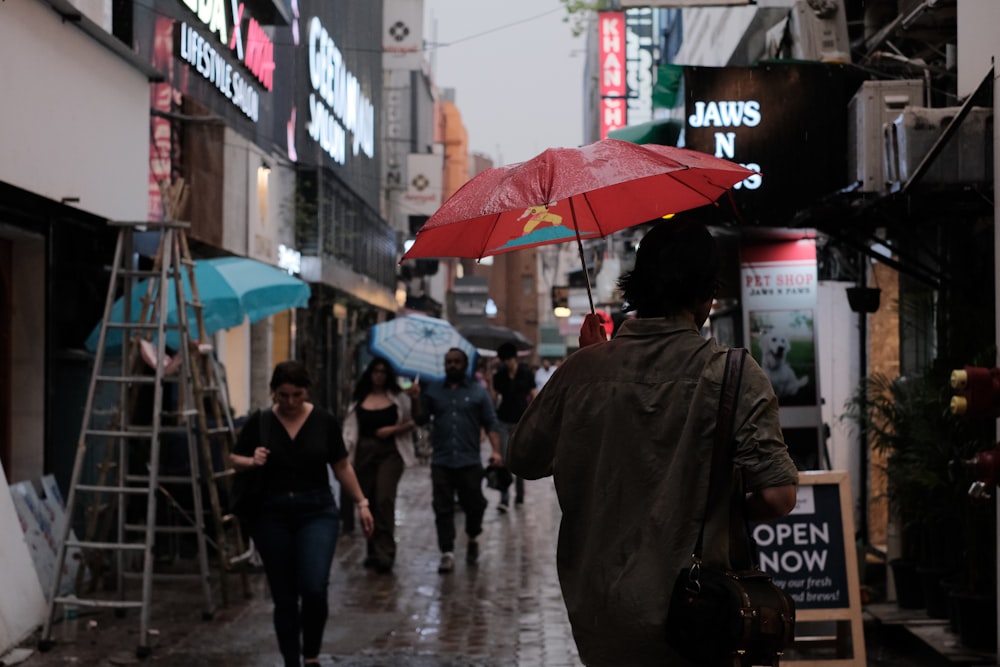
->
xmin=250 ymin=488 xmax=339 ymax=667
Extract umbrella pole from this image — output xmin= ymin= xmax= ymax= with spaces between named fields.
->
xmin=568 ymin=199 xmax=596 ymax=314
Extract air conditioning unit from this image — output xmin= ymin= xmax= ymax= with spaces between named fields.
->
xmin=765 ymin=0 xmax=851 ymax=64
xmin=847 ymin=80 xmax=924 ymax=192
xmin=885 ymin=106 xmax=994 ymax=187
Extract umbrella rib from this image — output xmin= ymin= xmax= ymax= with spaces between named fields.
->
xmin=478 ymin=213 xmax=504 ymax=260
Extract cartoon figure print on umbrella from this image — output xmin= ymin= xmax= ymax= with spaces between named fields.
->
xmin=402 ymin=138 xmax=756 ymax=317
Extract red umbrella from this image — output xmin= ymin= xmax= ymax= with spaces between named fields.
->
xmin=402 ymin=138 xmax=755 ymax=311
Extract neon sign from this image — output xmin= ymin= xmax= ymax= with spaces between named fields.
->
xmin=306 ymin=16 xmax=375 ymax=165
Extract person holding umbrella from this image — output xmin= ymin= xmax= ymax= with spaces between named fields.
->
xmin=411 ymin=348 xmax=503 ymax=573
xmin=506 ymin=220 xmax=798 ymax=666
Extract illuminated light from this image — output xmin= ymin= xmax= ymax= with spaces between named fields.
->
xmin=554 ymin=306 xmax=572 ymax=318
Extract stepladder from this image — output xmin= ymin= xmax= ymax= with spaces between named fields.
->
xmin=39 ymin=220 xmax=250 ymax=659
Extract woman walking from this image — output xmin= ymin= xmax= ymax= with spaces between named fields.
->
xmin=230 ymin=360 xmax=373 ymax=667
xmin=341 ymin=357 xmax=418 ymax=573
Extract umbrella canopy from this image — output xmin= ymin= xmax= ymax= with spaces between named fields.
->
xmin=368 ymin=314 xmax=477 ymax=382
xmin=86 ymin=256 xmax=311 ymax=352
xmin=402 ymin=139 xmax=754 ymax=310
xmin=457 ymin=323 xmax=533 ymax=353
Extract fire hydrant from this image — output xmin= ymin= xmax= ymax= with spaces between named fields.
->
xmin=950 ymin=366 xmax=1000 ymax=500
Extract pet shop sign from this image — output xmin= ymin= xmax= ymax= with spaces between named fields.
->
xmin=741 ymin=240 xmax=819 ymax=410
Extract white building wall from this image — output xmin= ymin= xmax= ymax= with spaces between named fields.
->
xmin=0 ymin=1 xmax=149 ymax=222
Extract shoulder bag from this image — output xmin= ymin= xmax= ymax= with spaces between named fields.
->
xmin=665 ymin=348 xmax=796 ymax=667
xmin=229 ymin=408 xmax=270 ymax=523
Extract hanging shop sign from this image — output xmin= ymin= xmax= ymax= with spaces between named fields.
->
xmin=624 ymin=8 xmax=656 ymax=128
xmin=683 ymin=63 xmax=865 ymax=225
xmin=403 ymin=153 xmax=444 ymax=216
xmin=598 ymin=11 xmax=626 ymax=139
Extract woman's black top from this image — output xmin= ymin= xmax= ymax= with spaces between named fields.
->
xmin=233 ymin=407 xmax=347 ymax=495
xmin=357 ymin=403 xmax=398 ymax=440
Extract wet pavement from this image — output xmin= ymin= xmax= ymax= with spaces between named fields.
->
xmin=12 ymin=460 xmax=578 ymax=667
xmin=8 ymin=459 xmax=990 ymax=667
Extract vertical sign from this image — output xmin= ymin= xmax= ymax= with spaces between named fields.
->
xmin=598 ymin=11 xmax=626 ymax=139
xmin=741 ymin=239 xmax=822 ymax=467
xmin=403 ymin=153 xmax=444 ymax=216
xmin=382 ymin=0 xmax=424 ymax=70
xmin=625 ymin=8 xmax=656 ymax=127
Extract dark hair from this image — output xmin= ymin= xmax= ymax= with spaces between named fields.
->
xmin=617 ymin=219 xmax=720 ymax=318
xmin=496 ymin=342 xmax=517 ymax=360
xmin=352 ymin=356 xmax=401 ymax=402
xmin=270 ymin=360 xmax=312 ymax=390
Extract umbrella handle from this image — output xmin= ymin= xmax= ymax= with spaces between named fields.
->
xmin=568 ymin=198 xmax=596 ymax=315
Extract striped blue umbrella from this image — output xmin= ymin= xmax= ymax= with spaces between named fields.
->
xmin=368 ymin=314 xmax=476 ymax=382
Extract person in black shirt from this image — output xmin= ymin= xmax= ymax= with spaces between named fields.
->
xmin=341 ymin=357 xmax=418 ymax=574
xmin=230 ymin=361 xmax=373 ymax=667
xmin=491 ymin=342 xmax=536 ymax=511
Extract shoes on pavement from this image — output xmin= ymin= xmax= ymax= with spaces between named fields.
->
xmin=466 ymin=539 xmax=479 ymax=565
xmin=438 ymin=552 xmax=455 ymax=573
xmin=515 ymin=496 xmax=524 ymax=505
xmin=374 ymin=560 xmax=394 ymax=574
xmin=497 ymin=502 xmax=509 ymax=514
xmin=362 ymin=555 xmax=378 ymax=569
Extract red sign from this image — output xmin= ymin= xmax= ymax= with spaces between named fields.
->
xmin=598 ymin=12 xmax=626 ymax=139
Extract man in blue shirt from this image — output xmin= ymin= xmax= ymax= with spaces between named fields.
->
xmin=413 ymin=347 xmax=502 ymax=573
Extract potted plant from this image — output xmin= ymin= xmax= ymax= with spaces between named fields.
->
xmin=843 ymin=362 xmax=993 ymax=617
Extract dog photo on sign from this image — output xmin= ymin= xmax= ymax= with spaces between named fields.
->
xmin=749 ymin=309 xmax=816 ymax=406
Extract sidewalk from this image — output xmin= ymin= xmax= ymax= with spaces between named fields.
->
xmin=9 ymin=462 xmax=580 ymax=667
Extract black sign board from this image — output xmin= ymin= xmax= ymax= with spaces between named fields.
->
xmin=752 ymin=470 xmax=867 ymax=665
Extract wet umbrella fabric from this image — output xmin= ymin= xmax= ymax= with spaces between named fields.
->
xmin=401 ymin=139 xmax=754 ymax=310
xmin=368 ymin=314 xmax=477 ymax=382
xmin=85 ymin=256 xmax=311 ymax=352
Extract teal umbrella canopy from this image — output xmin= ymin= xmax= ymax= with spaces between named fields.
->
xmin=369 ymin=314 xmax=477 ymax=382
xmin=86 ymin=257 xmax=311 ymax=352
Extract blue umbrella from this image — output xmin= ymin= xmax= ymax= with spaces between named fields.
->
xmin=368 ymin=314 xmax=476 ymax=382
xmin=86 ymin=257 xmax=311 ymax=352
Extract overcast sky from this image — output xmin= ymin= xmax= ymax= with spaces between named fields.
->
xmin=422 ymin=0 xmax=586 ymax=166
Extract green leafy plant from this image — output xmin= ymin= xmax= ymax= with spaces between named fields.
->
xmin=842 ymin=362 xmax=992 ymax=577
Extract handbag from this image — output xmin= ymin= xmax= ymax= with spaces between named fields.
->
xmin=665 ymin=348 xmax=795 ymax=667
xmin=229 ymin=408 xmax=270 ymax=522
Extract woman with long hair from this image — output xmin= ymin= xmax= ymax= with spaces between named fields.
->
xmin=342 ymin=356 xmax=418 ymax=573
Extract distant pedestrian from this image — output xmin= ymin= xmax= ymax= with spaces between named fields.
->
xmin=230 ymin=360 xmax=373 ymax=667
xmin=491 ymin=342 xmax=536 ymax=511
xmin=508 ymin=220 xmax=798 ymax=666
xmin=342 ymin=357 xmax=419 ymax=574
xmin=534 ymin=357 xmax=559 ymax=391
xmin=411 ymin=348 xmax=502 ymax=573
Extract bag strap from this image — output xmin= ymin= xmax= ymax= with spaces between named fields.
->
xmin=258 ymin=407 xmax=271 ymax=446
xmin=691 ymin=348 xmax=746 ymax=562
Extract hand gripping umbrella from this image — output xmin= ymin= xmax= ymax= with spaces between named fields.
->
xmin=402 ymin=138 xmax=755 ymax=312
